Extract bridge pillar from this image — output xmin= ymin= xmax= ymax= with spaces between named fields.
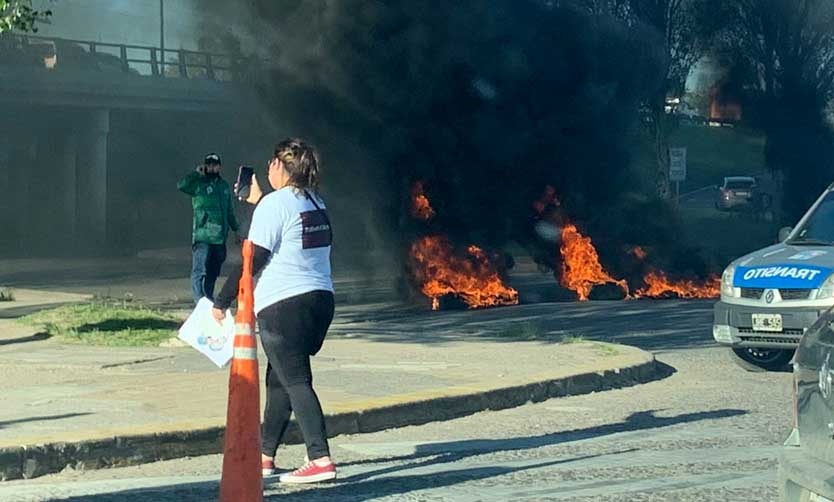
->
xmin=0 ymin=132 xmax=10 ymax=252
xmin=59 ymin=132 xmax=78 ymax=244
xmin=76 ymin=109 xmax=110 ymax=250
xmin=17 ymin=132 xmax=38 ymax=254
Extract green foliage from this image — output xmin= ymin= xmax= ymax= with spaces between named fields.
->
xmin=20 ymin=301 xmax=181 ymax=347
xmin=560 ymin=334 xmax=586 ymax=344
xmin=0 ymin=0 xmax=51 ymax=33
xmin=500 ymin=321 xmax=546 ymax=341
xmin=0 ymin=287 xmax=14 ymax=302
xmin=717 ymin=0 xmax=834 ymax=222
xmin=679 ymin=206 xmax=775 ymax=266
xmin=571 ymin=0 xmax=731 ymax=198
xmin=593 ymin=342 xmax=620 ymax=356
xmin=630 ymin=124 xmax=766 ymax=194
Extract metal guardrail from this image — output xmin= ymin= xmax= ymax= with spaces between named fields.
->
xmin=0 ymin=33 xmax=247 ymax=82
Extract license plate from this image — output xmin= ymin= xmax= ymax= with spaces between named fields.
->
xmin=736 ymin=191 xmax=750 ymax=196
xmin=810 ymin=493 xmax=834 ymax=502
xmin=752 ymin=313 xmax=783 ymax=332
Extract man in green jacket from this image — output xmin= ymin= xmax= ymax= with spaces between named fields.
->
xmin=177 ymin=153 xmax=240 ymax=304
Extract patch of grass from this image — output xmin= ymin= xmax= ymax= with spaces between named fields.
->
xmin=631 ymin=124 xmax=766 ymax=194
xmin=560 ymin=334 xmax=586 ymax=344
xmin=0 ymin=288 xmax=14 ymax=302
xmin=19 ymin=301 xmax=181 ymax=347
xmin=680 ymin=206 xmax=775 ymax=265
xmin=500 ymin=321 xmax=545 ymax=340
xmin=593 ymin=343 xmax=620 ymax=357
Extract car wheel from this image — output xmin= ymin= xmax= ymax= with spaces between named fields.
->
xmin=729 ymin=347 xmax=794 ymax=372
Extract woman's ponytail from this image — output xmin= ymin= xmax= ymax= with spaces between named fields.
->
xmin=274 ymin=138 xmax=321 ymax=192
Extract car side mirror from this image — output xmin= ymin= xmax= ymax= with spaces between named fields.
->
xmin=778 ymin=227 xmax=793 ymax=242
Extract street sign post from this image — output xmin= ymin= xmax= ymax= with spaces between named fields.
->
xmin=669 ymin=147 xmax=687 ymax=204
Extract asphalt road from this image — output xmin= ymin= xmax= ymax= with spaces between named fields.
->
xmin=679 ymin=185 xmax=719 ymax=209
xmin=0 ymin=300 xmax=793 ymax=502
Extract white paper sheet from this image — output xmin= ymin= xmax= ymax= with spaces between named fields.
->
xmin=178 ymin=298 xmax=235 ymax=368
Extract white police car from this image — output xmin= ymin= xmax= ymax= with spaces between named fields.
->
xmin=714 ymin=184 xmax=834 ymax=371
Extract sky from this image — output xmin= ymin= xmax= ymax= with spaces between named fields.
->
xmin=31 ymin=0 xmax=202 ymax=51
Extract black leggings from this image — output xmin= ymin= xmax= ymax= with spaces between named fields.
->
xmin=257 ymin=290 xmax=335 ymax=460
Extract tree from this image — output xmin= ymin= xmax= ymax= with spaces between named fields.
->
xmin=0 ymin=0 xmax=51 ymax=34
xmin=625 ymin=1 xmax=724 ymax=199
xmin=728 ymin=0 xmax=834 ymax=104
xmin=723 ymin=0 xmax=834 ymax=219
xmin=566 ymin=0 xmax=725 ymax=198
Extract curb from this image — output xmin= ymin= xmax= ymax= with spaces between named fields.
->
xmin=0 ymin=355 xmax=667 ymax=481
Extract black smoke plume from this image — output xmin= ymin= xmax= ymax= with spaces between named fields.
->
xmin=194 ymin=1 xmax=669 ymax=287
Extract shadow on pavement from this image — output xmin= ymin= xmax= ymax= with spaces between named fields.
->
xmin=77 ymin=318 xmax=181 ymax=333
xmin=0 ymin=332 xmax=51 ymax=345
xmin=48 ymin=408 xmax=744 ymax=502
xmin=0 ymin=413 xmax=93 ymax=429
xmin=268 ymin=455 xmax=608 ymax=501
xmin=45 ymin=481 xmax=220 ymax=502
xmin=45 ymin=456 xmax=600 ymax=502
xmin=331 ymin=299 xmax=717 ymax=352
xmin=338 ymin=408 xmax=745 ymax=475
xmin=0 ymin=304 xmax=82 ymax=319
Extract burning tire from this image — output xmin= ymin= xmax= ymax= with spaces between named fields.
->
xmin=729 ymin=347 xmax=793 ymax=372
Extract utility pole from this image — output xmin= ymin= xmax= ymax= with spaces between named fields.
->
xmin=159 ymin=0 xmax=165 ymax=58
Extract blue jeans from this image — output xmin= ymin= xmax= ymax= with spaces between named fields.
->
xmin=191 ymin=242 xmax=227 ymax=304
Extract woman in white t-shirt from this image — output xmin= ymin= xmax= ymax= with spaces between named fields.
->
xmin=213 ymin=139 xmax=336 ymax=484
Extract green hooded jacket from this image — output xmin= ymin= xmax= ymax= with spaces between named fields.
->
xmin=177 ymin=172 xmax=240 ymax=245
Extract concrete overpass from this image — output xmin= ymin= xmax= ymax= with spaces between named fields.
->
xmin=0 ymin=34 xmax=255 ymax=255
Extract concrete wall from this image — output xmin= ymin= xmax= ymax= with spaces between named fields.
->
xmin=0 ymin=105 xmax=271 ymax=258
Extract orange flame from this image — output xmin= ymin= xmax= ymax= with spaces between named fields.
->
xmin=411 ymin=181 xmax=436 ymax=221
xmin=560 ymin=224 xmax=629 ymax=301
xmin=537 ymin=187 xmax=717 ymax=301
xmin=410 ymin=235 xmax=519 ymax=310
xmin=635 ymin=270 xmax=720 ymax=299
xmin=630 ymin=247 xmax=720 ymax=298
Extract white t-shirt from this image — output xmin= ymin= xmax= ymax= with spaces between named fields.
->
xmin=248 ymin=187 xmax=334 ymax=314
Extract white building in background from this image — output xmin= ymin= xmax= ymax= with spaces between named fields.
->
xmin=686 ymin=57 xmax=725 ymax=97
xmin=31 ymin=0 xmax=202 ymax=50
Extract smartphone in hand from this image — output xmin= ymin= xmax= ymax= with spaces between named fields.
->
xmin=235 ymin=166 xmax=254 ymax=200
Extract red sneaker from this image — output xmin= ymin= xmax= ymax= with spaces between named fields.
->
xmin=262 ymin=459 xmax=277 ymax=477
xmin=279 ymin=460 xmax=337 ymax=484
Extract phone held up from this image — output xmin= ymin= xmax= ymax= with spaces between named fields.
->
xmin=235 ymin=166 xmax=254 ymax=200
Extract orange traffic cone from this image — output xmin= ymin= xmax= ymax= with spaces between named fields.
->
xmin=220 ymin=240 xmax=263 ymax=502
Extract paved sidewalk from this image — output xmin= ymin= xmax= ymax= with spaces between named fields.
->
xmin=0 ymin=250 xmax=405 ymax=309
xmin=0 ymin=298 xmax=660 ymax=481
xmin=0 ymin=250 xmax=561 ymax=310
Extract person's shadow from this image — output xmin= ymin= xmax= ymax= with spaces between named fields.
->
xmin=50 ymin=407 xmax=746 ymax=501
xmin=274 ymin=407 xmax=748 ymax=501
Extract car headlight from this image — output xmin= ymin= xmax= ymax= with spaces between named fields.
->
xmin=721 ymin=265 xmax=737 ymax=298
xmin=817 ymin=273 xmax=834 ymax=299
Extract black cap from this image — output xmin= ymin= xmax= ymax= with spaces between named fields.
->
xmin=204 ymin=153 xmax=222 ymax=165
